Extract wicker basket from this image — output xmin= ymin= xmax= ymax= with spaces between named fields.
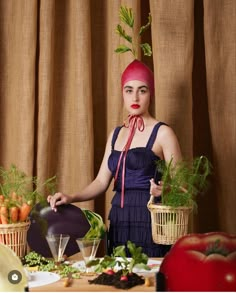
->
xmin=147 ymin=196 xmax=192 ymax=245
xmin=0 ymin=220 xmax=30 ymax=258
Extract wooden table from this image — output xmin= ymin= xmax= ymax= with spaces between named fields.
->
xmin=29 ymin=253 xmax=163 ymax=292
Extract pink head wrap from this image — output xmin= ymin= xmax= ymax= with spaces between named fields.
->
xmin=115 ymin=60 xmax=154 ymax=208
xmin=121 ymin=59 xmax=154 ymax=97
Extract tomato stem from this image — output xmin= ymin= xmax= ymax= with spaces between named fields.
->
xmin=205 ymin=239 xmax=229 ymax=256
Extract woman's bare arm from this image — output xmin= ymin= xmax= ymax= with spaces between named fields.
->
xmin=48 ymin=131 xmax=114 ymax=210
xmin=150 ymin=125 xmax=182 ymax=197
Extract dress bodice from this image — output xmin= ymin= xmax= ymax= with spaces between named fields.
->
xmin=108 ymin=122 xmax=165 ymax=191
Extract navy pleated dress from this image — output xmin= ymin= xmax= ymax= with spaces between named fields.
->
xmin=107 ymin=122 xmax=171 ymax=257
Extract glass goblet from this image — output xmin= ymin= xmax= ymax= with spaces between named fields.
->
xmin=46 ymin=233 xmax=70 ymax=263
xmin=76 ymin=238 xmax=101 ymax=273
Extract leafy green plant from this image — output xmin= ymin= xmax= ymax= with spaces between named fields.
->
xmin=156 ymin=156 xmax=212 ymax=209
xmin=115 ymin=6 xmax=152 ymax=58
xmin=0 ymin=164 xmax=56 ymax=223
xmin=87 ymin=240 xmax=150 ymax=275
xmin=81 ymin=209 xmax=106 ymax=240
xmin=0 ymin=164 xmax=56 ymax=205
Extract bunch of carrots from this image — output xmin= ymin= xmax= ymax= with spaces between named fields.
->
xmin=0 ymin=192 xmax=32 ymax=224
xmin=0 ymin=164 xmax=56 ymax=226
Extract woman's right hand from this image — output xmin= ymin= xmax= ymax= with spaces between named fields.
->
xmin=150 ymin=179 xmax=163 ymax=197
xmin=47 ymin=192 xmax=72 ymax=212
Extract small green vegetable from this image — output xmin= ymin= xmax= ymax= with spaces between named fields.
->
xmin=22 ymin=251 xmax=81 ymax=277
xmin=22 ymin=251 xmax=55 ymax=271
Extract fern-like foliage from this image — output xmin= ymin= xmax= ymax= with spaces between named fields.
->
xmin=139 ymin=13 xmax=152 ymax=35
xmin=0 ymin=164 xmax=57 ymax=206
xmin=119 ymin=6 xmax=134 ymax=28
xmin=116 ymin=24 xmax=132 ymax=43
xmin=115 ymin=6 xmax=152 ymax=58
xmin=156 ymin=156 xmax=212 ymax=209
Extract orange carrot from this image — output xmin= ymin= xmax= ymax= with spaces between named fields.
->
xmin=10 ymin=206 xmax=19 ymax=223
xmin=19 ymin=202 xmax=32 ymax=222
xmin=10 ymin=191 xmax=18 ymax=202
xmin=0 ymin=206 xmax=9 ymax=224
xmin=0 ymin=195 xmax=4 ymax=204
xmin=0 ymin=196 xmax=5 ymax=224
xmin=17 ymin=195 xmax=23 ymax=205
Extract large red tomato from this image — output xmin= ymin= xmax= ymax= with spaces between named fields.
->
xmin=159 ymin=232 xmax=236 ymax=291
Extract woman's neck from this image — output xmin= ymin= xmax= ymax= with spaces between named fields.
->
xmin=135 ymin=113 xmax=157 ymax=127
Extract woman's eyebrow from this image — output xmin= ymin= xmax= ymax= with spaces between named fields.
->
xmin=138 ymin=85 xmax=148 ymax=89
xmin=124 ymin=85 xmax=148 ymax=89
xmin=124 ymin=85 xmax=133 ymax=89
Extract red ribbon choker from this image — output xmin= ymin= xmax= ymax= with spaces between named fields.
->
xmin=114 ymin=115 xmax=145 ymax=208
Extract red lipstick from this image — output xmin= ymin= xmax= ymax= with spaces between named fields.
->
xmin=131 ymin=104 xmax=140 ymax=109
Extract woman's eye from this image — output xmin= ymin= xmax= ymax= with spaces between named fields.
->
xmin=140 ymin=89 xmax=147 ymax=94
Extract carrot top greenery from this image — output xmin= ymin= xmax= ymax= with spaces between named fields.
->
xmin=155 ymin=156 xmax=212 ymax=209
xmin=0 ymin=164 xmax=56 ymax=223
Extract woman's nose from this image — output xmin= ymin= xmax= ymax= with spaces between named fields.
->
xmin=132 ymin=92 xmax=139 ymax=101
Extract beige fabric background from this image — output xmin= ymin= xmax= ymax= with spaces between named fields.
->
xmin=0 ymin=0 xmax=235 ymax=234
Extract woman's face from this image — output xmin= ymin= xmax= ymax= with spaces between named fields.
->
xmin=123 ymin=80 xmax=151 ymax=115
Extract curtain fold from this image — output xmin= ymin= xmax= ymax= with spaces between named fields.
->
xmin=0 ymin=0 xmax=235 ymax=234
xmin=36 ymin=0 xmax=94 ymax=210
xmin=203 ymin=0 xmax=236 ymax=232
xmin=150 ymin=0 xmax=194 ymax=158
xmin=0 ymin=0 xmax=37 ymax=174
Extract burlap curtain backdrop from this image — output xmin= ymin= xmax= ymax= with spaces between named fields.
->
xmin=0 ymin=0 xmax=235 ymax=234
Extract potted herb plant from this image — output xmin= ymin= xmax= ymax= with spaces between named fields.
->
xmin=147 ymin=156 xmax=212 ymax=245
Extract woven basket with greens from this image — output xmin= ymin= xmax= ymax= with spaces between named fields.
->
xmin=155 ymin=156 xmax=212 ymax=210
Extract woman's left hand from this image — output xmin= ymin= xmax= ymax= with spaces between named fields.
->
xmin=150 ymin=179 xmax=163 ymax=197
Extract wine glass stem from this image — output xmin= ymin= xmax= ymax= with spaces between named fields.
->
xmin=58 ymin=247 xmax=62 ymax=261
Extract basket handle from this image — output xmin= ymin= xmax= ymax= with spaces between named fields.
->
xmin=147 ymin=195 xmax=155 ymax=207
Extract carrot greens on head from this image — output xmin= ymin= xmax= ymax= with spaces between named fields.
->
xmin=115 ymin=5 xmax=152 ymax=58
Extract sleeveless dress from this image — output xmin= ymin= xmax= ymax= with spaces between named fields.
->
xmin=107 ymin=122 xmax=171 ymax=257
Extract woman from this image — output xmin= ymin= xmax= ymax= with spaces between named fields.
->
xmin=48 ymin=59 xmax=182 ymax=257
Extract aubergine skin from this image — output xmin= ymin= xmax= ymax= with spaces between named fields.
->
xmin=27 ymin=204 xmax=91 ymax=257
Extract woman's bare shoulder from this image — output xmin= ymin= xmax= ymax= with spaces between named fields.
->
xmin=106 ymin=125 xmax=123 ymax=144
xmin=157 ymin=123 xmax=176 ymax=137
xmin=155 ymin=123 xmax=180 ymax=151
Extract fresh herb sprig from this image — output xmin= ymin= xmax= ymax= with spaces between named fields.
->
xmin=115 ymin=6 xmax=152 ymax=58
xmin=156 ymin=156 xmax=212 ymax=209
